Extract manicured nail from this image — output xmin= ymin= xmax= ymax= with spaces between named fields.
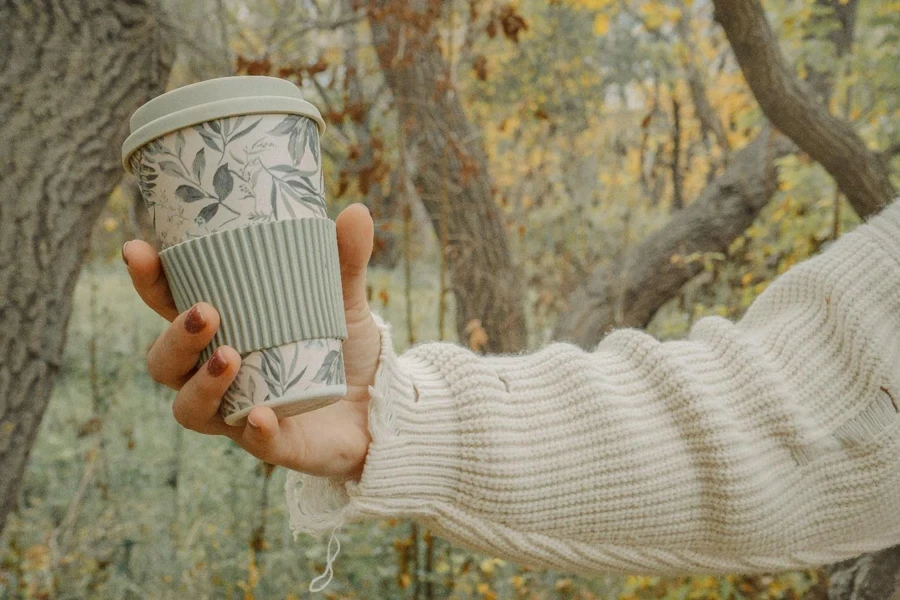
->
xmin=207 ymin=348 xmax=228 ymax=377
xmin=184 ymin=305 xmax=205 ymax=334
xmin=247 ymin=414 xmax=260 ymax=429
xmin=121 ymin=241 xmax=131 ymax=266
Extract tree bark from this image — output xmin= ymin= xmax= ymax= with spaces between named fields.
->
xmin=711 ymin=0 xmax=894 ymax=218
xmin=0 ymin=0 xmax=172 ymax=535
xmin=826 ymin=546 xmax=900 ymax=600
xmin=554 ymin=128 xmax=795 ymax=347
xmin=342 ymin=8 xmax=403 ymax=269
xmin=365 ymin=0 xmax=528 ymax=352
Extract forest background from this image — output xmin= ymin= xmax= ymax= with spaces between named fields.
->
xmin=1 ymin=0 xmax=899 ymax=598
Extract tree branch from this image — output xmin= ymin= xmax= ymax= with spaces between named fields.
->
xmin=674 ymin=7 xmax=730 ymax=158
xmin=880 ymin=141 xmax=900 ymax=161
xmin=711 ymin=0 xmax=894 ymax=218
xmin=554 ymin=128 xmax=796 ymax=348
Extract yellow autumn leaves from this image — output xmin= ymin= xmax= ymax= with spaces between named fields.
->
xmin=563 ymin=0 xmax=692 ymax=35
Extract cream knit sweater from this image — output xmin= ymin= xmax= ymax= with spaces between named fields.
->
xmin=286 ymin=200 xmax=900 ymax=577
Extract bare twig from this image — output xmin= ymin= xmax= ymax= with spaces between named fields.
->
xmin=48 ymin=441 xmax=102 ymax=576
xmin=712 ymin=0 xmax=893 ymax=217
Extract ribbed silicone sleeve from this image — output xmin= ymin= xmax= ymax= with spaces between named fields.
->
xmin=159 ymin=218 xmax=347 ymax=364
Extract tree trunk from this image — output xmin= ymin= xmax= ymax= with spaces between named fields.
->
xmin=826 ymin=547 xmax=900 ymax=600
xmin=711 ymin=0 xmax=894 ymax=218
xmin=365 ymin=0 xmax=527 ymax=352
xmin=343 ymin=6 xmax=403 ymax=269
xmin=0 ymin=0 xmax=172 ymax=536
xmin=554 ymin=128 xmax=795 ymax=347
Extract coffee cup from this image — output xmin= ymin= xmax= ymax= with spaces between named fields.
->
xmin=122 ymin=76 xmax=347 ymax=426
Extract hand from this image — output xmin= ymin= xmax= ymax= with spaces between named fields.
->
xmin=122 ymin=204 xmax=381 ymax=481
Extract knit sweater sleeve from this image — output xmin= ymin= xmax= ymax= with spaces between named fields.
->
xmin=285 ymin=201 xmax=900 ymax=576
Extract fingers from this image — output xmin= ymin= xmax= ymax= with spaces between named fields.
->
xmin=122 ymin=240 xmax=179 ymax=322
xmin=335 ymin=203 xmax=374 ymax=316
xmin=171 ymin=346 xmax=243 ymax=437
xmin=147 ymin=302 xmax=221 ymax=389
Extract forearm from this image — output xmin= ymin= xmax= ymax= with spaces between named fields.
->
xmin=286 ymin=201 xmax=900 ymax=575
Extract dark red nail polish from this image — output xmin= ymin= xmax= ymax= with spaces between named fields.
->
xmin=184 ymin=305 xmax=205 ymax=334
xmin=207 ymin=349 xmax=228 ymax=377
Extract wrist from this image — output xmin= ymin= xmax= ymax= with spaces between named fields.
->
xmin=285 ymin=311 xmax=456 ymax=534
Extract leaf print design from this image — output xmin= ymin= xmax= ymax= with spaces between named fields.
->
xmin=281 ymin=345 xmax=308 ymax=391
xmin=284 ymin=365 xmax=308 ymax=390
xmin=229 ymin=118 xmax=262 ymax=143
xmin=266 ymin=115 xmax=320 ymax=165
xmin=175 ymin=185 xmax=206 ymax=202
xmin=257 ymin=347 xmax=307 ymax=398
xmin=192 ymin=148 xmax=206 ymax=181
xmin=301 ymin=195 xmax=327 ymax=211
xmin=213 ymin=163 xmax=234 ymax=200
xmin=312 ymin=350 xmax=344 ymax=385
xmin=268 ymin=115 xmax=300 ymax=136
xmin=331 ymin=352 xmax=345 ymax=385
xmin=288 ymin=131 xmax=305 ymax=164
xmin=269 ymin=164 xmax=318 ymax=177
xmin=145 ymin=139 xmax=164 ymax=155
xmin=269 ymin=184 xmax=279 ymax=220
xmin=194 ymin=125 xmax=222 ymax=152
xmin=309 ymin=126 xmax=320 ymax=165
xmin=158 ymin=160 xmax=184 ymax=178
xmin=195 ymin=202 xmax=220 ymax=224
xmin=174 ymin=130 xmax=186 ymax=158
xmin=135 ymin=113 xmax=326 ymax=250
xmin=259 ymin=348 xmax=284 ymax=395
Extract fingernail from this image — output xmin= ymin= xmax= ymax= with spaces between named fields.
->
xmin=207 ymin=348 xmax=228 ymax=377
xmin=184 ymin=305 xmax=205 ymax=334
xmin=247 ymin=414 xmax=259 ymax=429
xmin=121 ymin=241 xmax=131 ymax=266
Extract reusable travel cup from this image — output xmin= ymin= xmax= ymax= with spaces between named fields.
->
xmin=122 ymin=76 xmax=347 ymax=426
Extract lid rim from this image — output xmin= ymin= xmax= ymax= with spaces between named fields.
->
xmin=129 ymin=76 xmax=303 ymax=131
xmin=121 ymin=95 xmax=326 ymax=173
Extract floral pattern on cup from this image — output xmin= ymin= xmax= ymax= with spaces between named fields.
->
xmin=131 ymin=113 xmax=345 ymax=422
xmin=221 ymin=338 xmax=345 ymax=423
xmin=131 ymin=114 xmax=327 ymax=250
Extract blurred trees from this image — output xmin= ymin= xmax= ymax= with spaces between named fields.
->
xmin=0 ymin=1 xmax=172 ymax=536
xmin=365 ymin=0 xmax=528 ymax=351
xmin=554 ymin=0 xmax=891 ymax=347
xmin=3 ymin=0 xmax=900 ymax=597
xmin=714 ymin=0 xmax=893 ymax=218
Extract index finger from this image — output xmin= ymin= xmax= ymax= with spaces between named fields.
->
xmin=122 ymin=240 xmax=179 ymax=322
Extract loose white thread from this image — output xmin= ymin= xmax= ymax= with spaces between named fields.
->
xmin=308 ymin=525 xmax=342 ymax=593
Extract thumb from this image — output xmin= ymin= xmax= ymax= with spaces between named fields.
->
xmin=241 ymin=405 xmax=304 ymax=469
xmin=335 ymin=203 xmax=374 ymax=315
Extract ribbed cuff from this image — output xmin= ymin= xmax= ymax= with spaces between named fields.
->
xmin=284 ymin=312 xmax=459 ymax=536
